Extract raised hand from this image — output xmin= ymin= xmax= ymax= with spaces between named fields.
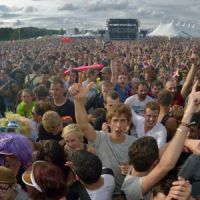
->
xmin=102 ymin=122 xmax=110 ymax=132
xmin=190 ymin=51 xmax=199 ymax=65
xmin=69 ymin=82 xmax=94 ymax=100
xmin=186 ymin=80 xmax=200 ymax=114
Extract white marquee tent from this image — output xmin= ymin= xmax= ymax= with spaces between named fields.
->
xmin=148 ymin=21 xmax=200 ymax=38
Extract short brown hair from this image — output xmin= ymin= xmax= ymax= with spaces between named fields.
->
xmin=34 ymin=101 xmax=55 ymax=116
xmin=50 ymin=76 xmax=64 ymax=88
xmin=157 ymin=90 xmax=172 ymax=107
xmin=144 ymin=101 xmax=160 ymax=113
xmin=129 ymin=136 xmax=159 ymax=172
xmin=136 ymin=81 xmax=149 ymax=90
xmin=106 ymin=103 xmax=132 ymax=124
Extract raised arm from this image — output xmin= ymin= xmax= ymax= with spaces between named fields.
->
xmin=142 ymin=80 xmax=200 ymax=195
xmin=181 ymin=53 xmax=198 ymax=99
xmin=69 ymin=83 xmax=97 ymax=142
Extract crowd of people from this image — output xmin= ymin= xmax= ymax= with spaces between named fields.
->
xmin=0 ymin=36 xmax=200 ymax=200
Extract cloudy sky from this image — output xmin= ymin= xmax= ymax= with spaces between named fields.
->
xmin=0 ymin=0 xmax=199 ymax=30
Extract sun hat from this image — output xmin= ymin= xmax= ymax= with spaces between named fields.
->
xmin=22 ymin=160 xmax=46 ymax=192
xmin=0 ymin=166 xmax=16 ymax=184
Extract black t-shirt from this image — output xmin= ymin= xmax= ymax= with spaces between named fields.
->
xmin=54 ymin=98 xmax=76 ymax=122
xmin=37 ymin=123 xmax=62 ymax=142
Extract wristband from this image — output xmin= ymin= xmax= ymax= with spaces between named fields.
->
xmin=180 ymin=122 xmax=190 ymax=128
xmin=177 ymin=128 xmax=185 ymax=133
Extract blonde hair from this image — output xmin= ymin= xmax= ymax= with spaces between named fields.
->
xmin=42 ymin=111 xmax=62 ymax=132
xmin=62 ymin=124 xmax=84 ymax=142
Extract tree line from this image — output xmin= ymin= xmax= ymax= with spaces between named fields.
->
xmin=0 ymin=27 xmax=65 ymax=41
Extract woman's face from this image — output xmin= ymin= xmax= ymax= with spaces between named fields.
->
xmin=21 ymin=91 xmax=32 ymax=104
xmin=64 ymin=133 xmax=82 ymax=150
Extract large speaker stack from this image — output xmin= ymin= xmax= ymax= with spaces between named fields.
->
xmin=107 ymin=19 xmax=139 ymax=40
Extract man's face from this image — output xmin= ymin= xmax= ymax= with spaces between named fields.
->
xmin=165 ymin=81 xmax=177 ymax=97
xmin=118 ymin=75 xmax=128 ymax=88
xmin=50 ymin=83 xmax=65 ymax=100
xmin=109 ymin=115 xmax=129 ymax=137
xmin=144 ymin=108 xmax=159 ymax=129
xmin=151 ymin=85 xmax=161 ymax=98
xmin=104 ymin=97 xmax=120 ymax=111
xmin=137 ymin=84 xmax=148 ymax=100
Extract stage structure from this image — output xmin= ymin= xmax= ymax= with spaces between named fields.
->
xmin=107 ymin=19 xmax=139 ymax=40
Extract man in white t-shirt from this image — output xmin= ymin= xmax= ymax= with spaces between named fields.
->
xmin=132 ymin=101 xmax=167 ymax=148
xmin=122 ymin=81 xmax=200 ymax=200
xmin=69 ymin=150 xmax=115 ymax=200
xmin=125 ymin=81 xmax=153 ymax=116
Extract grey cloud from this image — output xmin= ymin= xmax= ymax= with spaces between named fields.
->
xmin=30 ymin=16 xmax=64 ymax=23
xmin=12 ymin=7 xmax=24 ymax=12
xmin=27 ymin=15 xmax=98 ymax=29
xmin=24 ymin=6 xmax=38 ymax=13
xmin=0 ymin=0 xmax=199 ymax=30
xmin=87 ymin=0 xmax=129 ymax=11
xmin=1 ymin=13 xmax=21 ymax=18
xmin=28 ymin=16 xmax=66 ymax=29
xmin=58 ymin=3 xmax=79 ymax=11
xmin=0 ymin=5 xmax=12 ymax=12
